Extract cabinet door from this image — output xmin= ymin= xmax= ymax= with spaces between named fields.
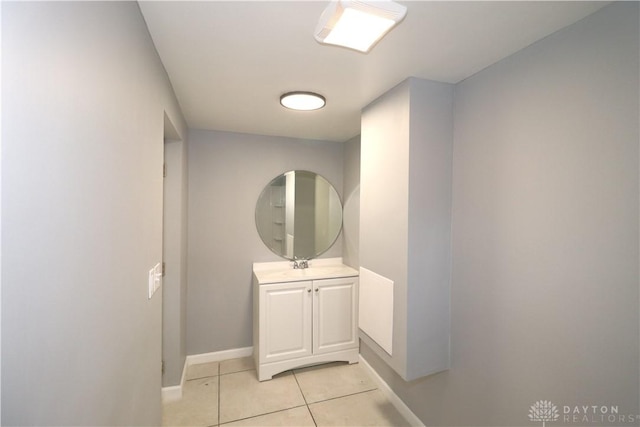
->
xmin=259 ymin=281 xmax=312 ymax=364
xmin=313 ymin=277 xmax=359 ymax=355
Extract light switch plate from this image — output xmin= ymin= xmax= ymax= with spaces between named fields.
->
xmin=148 ymin=263 xmax=163 ymax=299
xmin=153 ymin=263 xmax=162 ymax=292
xmin=148 ymin=268 xmax=155 ymax=299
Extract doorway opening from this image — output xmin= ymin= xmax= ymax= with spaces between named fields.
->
xmin=162 ymin=113 xmax=188 ymax=389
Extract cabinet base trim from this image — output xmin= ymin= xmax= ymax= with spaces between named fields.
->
xmin=258 ymin=348 xmax=359 ymax=381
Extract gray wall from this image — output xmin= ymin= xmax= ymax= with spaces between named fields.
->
xmin=342 ymin=135 xmax=360 ymax=269
xmin=163 ymin=134 xmax=189 ymax=387
xmin=360 ymin=2 xmax=639 ymax=426
xmin=187 ymin=130 xmax=344 ymax=355
xmin=360 ymin=77 xmax=453 ymax=381
xmin=2 ymin=2 xmax=186 ymax=425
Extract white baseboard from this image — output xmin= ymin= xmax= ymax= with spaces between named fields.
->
xmin=161 ymin=384 xmax=182 ymax=403
xmin=162 ymin=347 xmax=254 ymax=403
xmin=161 ymin=357 xmax=187 ymax=403
xmin=161 ymin=346 xmax=422 ymax=427
xmin=186 ymin=346 xmax=253 ymax=366
xmin=359 ymin=355 xmax=425 ymax=427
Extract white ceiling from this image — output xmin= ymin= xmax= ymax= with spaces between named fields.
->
xmin=139 ymin=1 xmax=609 ymax=142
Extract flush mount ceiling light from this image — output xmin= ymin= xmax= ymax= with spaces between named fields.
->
xmin=280 ymin=92 xmax=326 ymax=111
xmin=314 ymin=0 xmax=407 ymax=53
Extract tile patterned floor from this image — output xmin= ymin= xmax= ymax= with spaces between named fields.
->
xmin=163 ymin=357 xmax=411 ymax=427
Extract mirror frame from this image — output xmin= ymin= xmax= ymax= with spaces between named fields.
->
xmin=254 ymin=170 xmax=343 ymax=260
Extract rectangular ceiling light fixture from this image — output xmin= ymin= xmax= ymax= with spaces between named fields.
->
xmin=314 ymin=0 xmax=407 ymax=53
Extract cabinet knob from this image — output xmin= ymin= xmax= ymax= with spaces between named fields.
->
xmin=307 ymin=289 xmax=311 ymax=293
xmin=315 ymin=288 xmax=319 ymax=292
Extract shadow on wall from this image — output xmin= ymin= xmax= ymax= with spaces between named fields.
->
xmin=342 ymin=184 xmax=360 ymax=268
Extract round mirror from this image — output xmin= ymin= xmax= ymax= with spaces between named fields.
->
xmin=255 ymin=170 xmax=342 ymax=260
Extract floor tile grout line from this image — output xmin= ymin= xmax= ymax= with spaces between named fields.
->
xmin=172 ymin=360 xmax=386 ymax=427
xmin=218 ymin=367 xmax=255 ymax=377
xmin=291 ymin=370 xmax=309 ymax=406
xmin=186 ymin=359 xmax=254 ymax=379
xmin=305 ymin=386 xmax=380 ymax=406
xmin=217 ymin=404 xmax=308 ymax=426
xmin=186 ymin=374 xmax=219 ymax=382
xmin=292 ymin=370 xmax=318 ymax=427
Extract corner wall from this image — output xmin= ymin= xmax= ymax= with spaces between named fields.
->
xmin=360 ymin=77 xmax=453 ymax=381
xmin=186 ymin=130 xmax=344 ymax=355
xmin=2 ymin=2 xmax=186 ymax=424
xmin=361 ymin=2 xmax=639 ymax=425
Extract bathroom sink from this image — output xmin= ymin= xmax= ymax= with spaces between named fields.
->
xmin=252 ymin=258 xmax=358 ymax=284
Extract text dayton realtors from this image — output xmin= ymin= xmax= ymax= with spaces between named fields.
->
xmin=562 ymin=405 xmax=638 ymax=424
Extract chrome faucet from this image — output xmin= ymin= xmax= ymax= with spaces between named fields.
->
xmin=293 ymin=257 xmax=309 ymax=269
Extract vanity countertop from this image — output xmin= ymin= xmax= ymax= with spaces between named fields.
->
xmin=253 ymin=257 xmax=358 ymax=284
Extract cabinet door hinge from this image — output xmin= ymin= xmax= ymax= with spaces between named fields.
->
xmin=162 ymin=262 xmax=166 ymax=276
xmin=163 ymin=163 xmax=167 ymax=178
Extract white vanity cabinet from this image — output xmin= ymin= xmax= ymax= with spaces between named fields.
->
xmin=253 ymin=259 xmax=359 ymax=381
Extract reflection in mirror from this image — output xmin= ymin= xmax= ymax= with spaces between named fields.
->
xmin=255 ymin=170 xmax=342 ymax=260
